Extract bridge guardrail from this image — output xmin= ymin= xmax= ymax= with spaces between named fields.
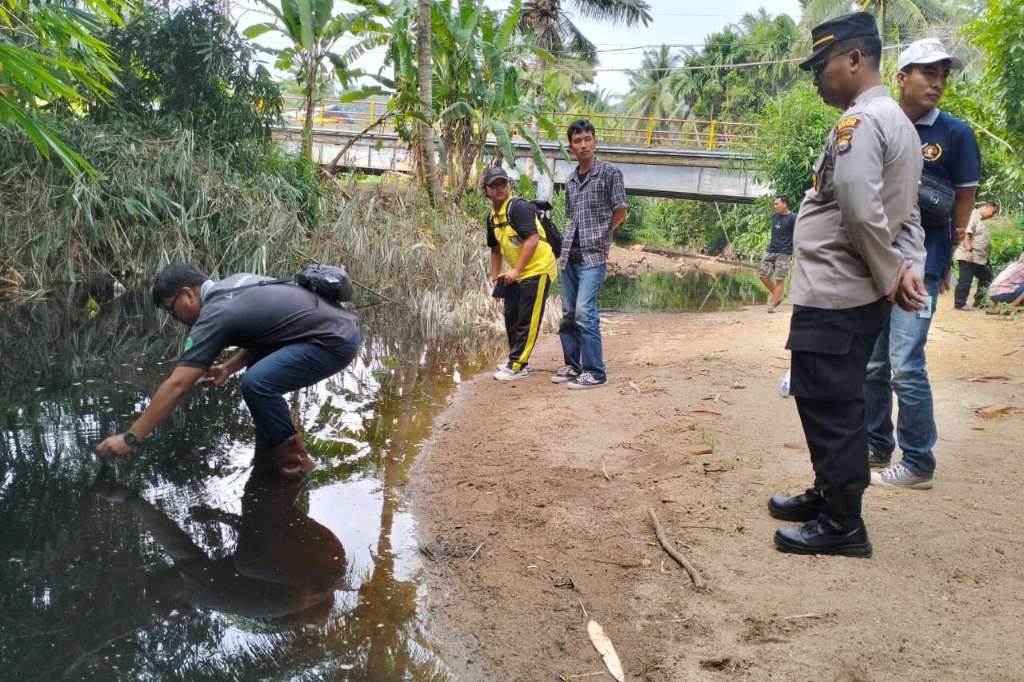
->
xmin=280 ymin=97 xmax=762 ymax=152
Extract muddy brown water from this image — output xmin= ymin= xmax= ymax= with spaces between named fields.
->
xmin=599 ymin=271 xmax=767 ymax=313
xmin=0 ymin=274 xmax=760 ymax=680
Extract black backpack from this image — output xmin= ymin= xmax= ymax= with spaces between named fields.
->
xmin=518 ymin=198 xmax=562 ymax=258
xmin=207 ymin=263 xmax=354 ymax=305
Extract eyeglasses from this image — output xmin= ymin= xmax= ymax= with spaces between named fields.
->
xmin=162 ymin=289 xmax=185 ymax=321
xmin=812 ymin=49 xmax=855 ymax=82
xmin=487 ymin=179 xmax=509 ymax=189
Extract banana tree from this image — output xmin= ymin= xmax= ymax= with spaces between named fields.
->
xmin=432 ymin=0 xmax=563 ymax=200
xmin=244 ymin=0 xmax=389 ymax=161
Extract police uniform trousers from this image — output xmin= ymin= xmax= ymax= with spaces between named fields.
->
xmin=503 ymin=274 xmax=551 ymax=371
xmin=786 ymin=298 xmax=891 ymax=523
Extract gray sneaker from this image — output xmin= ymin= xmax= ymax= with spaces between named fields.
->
xmin=566 ymin=371 xmax=606 ymax=390
xmin=868 ymin=447 xmax=891 ymax=468
xmin=550 ymin=366 xmax=580 ymax=384
xmin=871 ymin=462 xmax=933 ymax=490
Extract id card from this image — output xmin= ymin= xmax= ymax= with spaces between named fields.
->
xmin=916 ymin=294 xmax=933 ymax=319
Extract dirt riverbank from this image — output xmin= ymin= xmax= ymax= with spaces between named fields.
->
xmin=410 ymin=299 xmax=1024 ymax=681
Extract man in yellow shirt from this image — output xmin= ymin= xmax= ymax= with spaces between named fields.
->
xmin=483 ymin=167 xmax=557 ymax=380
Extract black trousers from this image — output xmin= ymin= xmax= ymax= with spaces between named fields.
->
xmin=786 ymin=299 xmax=890 ymax=522
xmin=503 ymin=274 xmax=550 ymax=371
xmin=954 ymin=259 xmax=993 ymax=308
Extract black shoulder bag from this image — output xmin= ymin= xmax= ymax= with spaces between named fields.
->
xmin=918 ymin=171 xmax=956 ymax=227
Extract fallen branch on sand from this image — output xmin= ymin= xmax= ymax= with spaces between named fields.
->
xmin=647 ymin=507 xmax=705 ymax=588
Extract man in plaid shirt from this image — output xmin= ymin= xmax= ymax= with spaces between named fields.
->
xmin=551 ymin=119 xmax=628 ymax=389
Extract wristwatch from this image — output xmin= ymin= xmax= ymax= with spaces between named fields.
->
xmin=123 ymin=431 xmax=141 ymax=448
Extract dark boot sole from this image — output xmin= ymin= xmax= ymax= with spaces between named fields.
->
xmin=773 ymin=533 xmax=873 ymax=558
xmin=767 ymin=499 xmax=823 ymax=523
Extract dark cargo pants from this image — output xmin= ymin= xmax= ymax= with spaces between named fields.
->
xmin=786 ymin=299 xmax=891 ymax=523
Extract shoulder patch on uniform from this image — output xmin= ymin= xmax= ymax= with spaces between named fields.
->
xmin=835 ymin=116 xmax=861 ymax=132
xmin=835 ymin=130 xmax=855 ymax=155
xmin=183 ymin=337 xmax=194 ymax=352
xmin=922 ymin=143 xmax=943 ymax=161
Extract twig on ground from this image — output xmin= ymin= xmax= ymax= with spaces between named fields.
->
xmin=559 ymin=672 xmax=606 ymax=680
xmin=602 ymin=459 xmax=611 ymax=481
xmin=647 ymin=507 xmax=705 ymax=588
xmin=783 ymin=612 xmax=833 ymax=620
xmin=588 ymin=558 xmax=645 ymax=568
xmin=467 ymin=543 xmax=484 ymax=562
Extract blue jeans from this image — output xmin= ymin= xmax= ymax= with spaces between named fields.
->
xmin=241 ymin=331 xmax=362 ymax=445
xmin=558 ymin=263 xmax=607 ymax=381
xmin=863 ymin=276 xmax=939 ymax=476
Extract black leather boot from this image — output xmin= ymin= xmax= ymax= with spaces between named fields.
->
xmin=773 ymin=516 xmax=872 ymax=558
xmin=767 ymin=488 xmax=827 ymax=522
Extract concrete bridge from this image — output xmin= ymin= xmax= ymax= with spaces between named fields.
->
xmin=277 ymin=126 xmax=768 ymax=204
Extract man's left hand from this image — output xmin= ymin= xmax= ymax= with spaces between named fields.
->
xmin=499 ymin=269 xmax=521 ymax=285
xmin=894 ymin=269 xmax=929 ymax=312
xmin=939 ymin=270 xmax=951 ymax=293
xmin=96 ymin=434 xmax=134 ymax=459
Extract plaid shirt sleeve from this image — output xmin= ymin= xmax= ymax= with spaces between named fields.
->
xmin=609 ymin=166 xmax=626 ymax=210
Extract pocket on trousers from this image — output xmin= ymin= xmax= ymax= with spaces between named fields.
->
xmin=786 ymin=329 xmax=860 ymax=401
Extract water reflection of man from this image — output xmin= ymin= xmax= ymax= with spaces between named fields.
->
xmin=95 ymin=264 xmax=362 ymax=478
xmin=95 ymin=470 xmax=347 ymax=624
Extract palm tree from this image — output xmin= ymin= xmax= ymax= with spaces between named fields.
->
xmin=416 ymin=0 xmax=442 ymax=206
xmin=518 ymin=0 xmax=652 ymax=64
xmin=799 ymin=0 xmax=958 ymax=41
xmin=624 ymin=45 xmax=686 ymax=121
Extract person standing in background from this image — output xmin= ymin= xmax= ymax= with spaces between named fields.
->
xmin=954 ymin=202 xmax=999 ymax=310
xmin=758 ymin=195 xmax=796 ymax=313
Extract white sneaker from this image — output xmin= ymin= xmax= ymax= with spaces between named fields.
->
xmin=494 ymin=366 xmax=529 ymax=381
xmin=870 ymin=462 xmax=933 ymax=489
xmin=550 ymin=366 xmax=580 ymax=384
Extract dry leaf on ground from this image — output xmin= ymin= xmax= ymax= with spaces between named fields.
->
xmin=587 ymin=619 xmax=625 ymax=682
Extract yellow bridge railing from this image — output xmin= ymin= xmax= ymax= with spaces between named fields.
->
xmin=280 ymin=97 xmax=761 ymax=151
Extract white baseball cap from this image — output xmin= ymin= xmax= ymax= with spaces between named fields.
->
xmin=897 ymin=38 xmax=964 ymax=72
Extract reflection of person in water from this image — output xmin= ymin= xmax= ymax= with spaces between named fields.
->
xmin=95 ymin=469 xmax=346 ymax=624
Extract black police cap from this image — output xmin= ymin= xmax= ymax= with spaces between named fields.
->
xmin=799 ymin=12 xmax=879 ymax=71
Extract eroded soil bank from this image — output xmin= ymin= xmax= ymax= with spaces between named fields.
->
xmin=411 ymin=300 xmax=1024 ymax=681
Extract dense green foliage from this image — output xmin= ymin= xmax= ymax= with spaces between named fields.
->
xmin=92 ymin=0 xmax=282 ymax=146
xmin=0 ymin=0 xmax=126 ymax=172
xmin=753 ymin=82 xmax=835 ymax=210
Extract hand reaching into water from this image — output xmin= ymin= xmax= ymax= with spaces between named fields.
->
xmin=96 ymin=434 xmax=133 ymax=458
xmin=199 ymin=364 xmax=230 ymax=387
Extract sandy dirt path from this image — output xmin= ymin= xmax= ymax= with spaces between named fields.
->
xmin=410 ymin=300 xmax=1024 ymax=681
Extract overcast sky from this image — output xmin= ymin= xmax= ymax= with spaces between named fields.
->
xmin=232 ymin=0 xmax=806 ymax=97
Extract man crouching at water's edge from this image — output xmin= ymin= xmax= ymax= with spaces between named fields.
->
xmin=95 ymin=263 xmax=362 ymax=479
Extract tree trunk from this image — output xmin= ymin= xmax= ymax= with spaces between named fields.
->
xmin=302 ymin=60 xmax=315 ymax=162
xmin=416 ymin=0 xmax=442 ymax=207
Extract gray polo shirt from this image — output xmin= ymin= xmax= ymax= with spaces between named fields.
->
xmin=177 ymin=273 xmax=359 ymax=369
xmin=789 ymin=85 xmax=925 ymax=310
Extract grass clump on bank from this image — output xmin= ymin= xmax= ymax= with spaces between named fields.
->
xmin=1 ymin=121 xmax=504 ymax=342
